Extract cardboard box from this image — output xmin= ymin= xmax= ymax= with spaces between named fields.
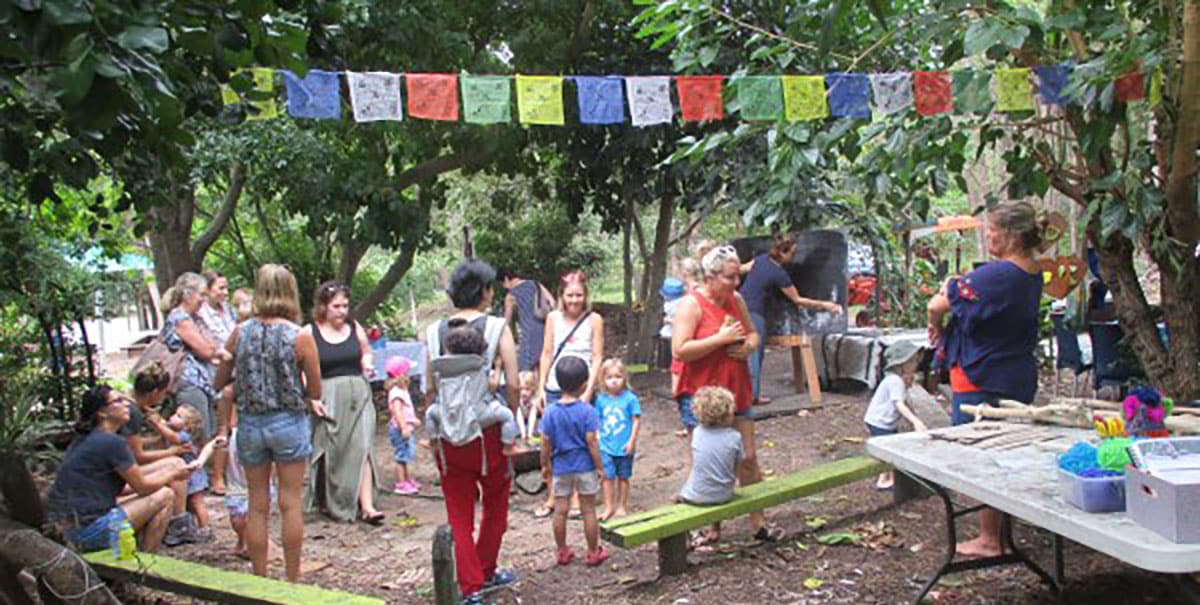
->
xmin=1125 ymin=466 xmax=1200 ymax=543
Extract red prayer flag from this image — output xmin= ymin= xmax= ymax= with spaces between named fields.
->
xmin=676 ymin=75 xmax=724 ymax=122
xmin=1115 ymin=70 xmax=1146 ymax=103
xmin=406 ymin=73 xmax=459 ymax=121
xmin=913 ymin=71 xmax=952 ymax=116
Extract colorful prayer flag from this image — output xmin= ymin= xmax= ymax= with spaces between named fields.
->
xmin=736 ymin=76 xmax=783 ymax=121
xmin=625 ymin=76 xmax=673 ymax=127
xmin=870 ymin=73 xmax=913 ymax=116
xmin=282 ymin=70 xmax=341 ymax=120
xmin=221 ymin=68 xmax=278 ymax=120
xmin=912 ymin=71 xmax=951 ymax=116
xmin=1149 ymin=68 xmax=1163 ymax=107
xmin=994 ymin=68 xmax=1035 ymax=112
xmin=573 ymin=76 xmax=625 ymax=125
xmin=406 ymin=73 xmax=459 ymax=121
xmin=515 ymin=75 xmax=564 ymax=125
xmin=825 ymin=73 xmax=871 ymax=119
xmin=675 ymin=75 xmax=724 ymax=122
xmin=781 ymin=76 xmax=828 ymax=121
xmin=1034 ymin=64 xmax=1072 ymax=106
xmin=460 ymin=75 xmax=511 ymax=124
xmin=1115 ymin=70 xmax=1146 ymax=103
xmin=952 ymin=70 xmax=992 ymax=114
xmin=347 ymin=72 xmax=403 ymax=122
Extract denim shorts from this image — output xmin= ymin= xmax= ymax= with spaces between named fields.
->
xmin=225 ymin=494 xmax=249 ymax=518
xmin=601 ymin=452 xmax=634 ymax=480
xmin=388 ymin=425 xmax=416 ymax=464
xmin=552 ymin=470 xmax=600 ymax=497
xmin=951 ymin=391 xmax=1001 ymax=426
xmin=676 ymin=395 xmax=698 ymax=429
xmin=64 ymin=507 xmax=127 ymax=553
xmin=236 ymin=410 xmax=312 ymax=466
xmin=866 ymin=423 xmax=897 ymax=437
xmin=187 ymin=466 xmax=210 ymax=495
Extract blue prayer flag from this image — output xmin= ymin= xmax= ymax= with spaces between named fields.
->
xmin=573 ymin=76 xmax=625 ymax=125
xmin=1035 ymin=64 xmax=1072 ymax=106
xmin=826 ymin=73 xmax=871 ymax=118
xmin=283 ymin=70 xmax=341 ymax=119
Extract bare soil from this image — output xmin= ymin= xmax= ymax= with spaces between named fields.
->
xmin=134 ymin=347 xmax=1187 ymax=605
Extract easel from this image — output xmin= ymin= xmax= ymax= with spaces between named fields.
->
xmin=767 ymin=333 xmax=822 ymax=407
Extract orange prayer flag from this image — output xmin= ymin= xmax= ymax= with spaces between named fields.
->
xmin=406 ymin=73 xmax=459 ymax=121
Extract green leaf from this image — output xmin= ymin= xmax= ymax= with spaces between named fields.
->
xmin=817 ymin=532 xmax=860 ymax=545
xmin=964 ymin=20 xmax=1002 ymax=56
xmin=13 ymin=0 xmax=41 ymax=11
xmin=117 ymin=26 xmax=169 ymax=54
xmin=699 ymin=45 xmax=718 ymax=67
xmin=1100 ymin=200 xmax=1127 ymax=239
xmin=44 ymin=0 xmax=92 ymax=25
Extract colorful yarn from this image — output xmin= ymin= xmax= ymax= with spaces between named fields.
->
xmin=1097 ymin=437 xmax=1133 ymax=472
xmin=1077 ymin=468 xmax=1122 ymax=478
xmin=1058 ymin=442 xmax=1100 ymax=475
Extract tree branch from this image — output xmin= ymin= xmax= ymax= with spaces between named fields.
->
xmin=385 ymin=148 xmax=493 ymax=195
xmin=192 ymin=162 xmax=246 ymax=260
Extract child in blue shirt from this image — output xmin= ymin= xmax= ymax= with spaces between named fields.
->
xmin=593 ymin=358 xmax=641 ymax=520
xmin=539 ymin=356 xmax=608 ymax=567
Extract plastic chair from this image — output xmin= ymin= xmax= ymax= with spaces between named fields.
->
xmin=1051 ymin=313 xmax=1091 ymax=398
xmin=1087 ymin=322 xmax=1144 ymax=398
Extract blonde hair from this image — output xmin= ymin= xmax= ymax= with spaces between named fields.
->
xmin=175 ymin=404 xmax=205 ymax=442
xmin=596 ymin=358 xmax=630 ymax=394
xmin=385 ymin=374 xmax=411 ymax=392
xmin=681 ymin=258 xmax=702 ymax=287
xmin=518 ymin=371 xmax=537 ymax=390
xmin=701 ymin=245 xmax=740 ymax=279
xmin=160 ymin=272 xmax=207 ymax=313
xmin=557 ymin=271 xmax=591 ymax=313
xmin=232 ymin=288 xmax=253 ymax=321
xmin=693 ymin=386 xmax=735 ymax=427
xmin=252 ymin=264 xmax=301 ymax=322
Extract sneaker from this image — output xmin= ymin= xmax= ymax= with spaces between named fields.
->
xmin=408 ymin=478 xmax=422 ymax=491
xmin=395 ymin=480 xmax=419 ymax=495
xmin=481 ymin=568 xmax=517 ymax=591
xmin=391 ymin=481 xmax=407 ymax=495
xmin=585 ymin=547 xmax=610 ymax=567
xmin=458 ymin=592 xmax=484 ymax=605
xmin=163 ymin=513 xmax=203 ymax=547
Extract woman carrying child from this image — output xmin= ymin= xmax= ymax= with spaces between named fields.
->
xmin=593 ymin=358 xmax=641 ymax=520
xmin=672 ymin=245 xmax=781 ymax=545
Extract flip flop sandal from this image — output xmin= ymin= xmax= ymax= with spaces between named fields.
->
xmin=753 ymin=526 xmax=784 ymax=542
xmin=569 ymin=509 xmax=583 ymax=520
xmin=533 ymin=505 xmax=553 ymax=518
xmin=359 ymin=511 xmax=386 ymax=526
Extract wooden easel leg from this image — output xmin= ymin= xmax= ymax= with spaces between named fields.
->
xmin=790 ymin=346 xmax=806 ymax=394
xmin=800 ymin=334 xmax=822 ymax=407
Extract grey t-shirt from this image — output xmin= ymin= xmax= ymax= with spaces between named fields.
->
xmin=679 ymin=425 xmax=744 ymax=505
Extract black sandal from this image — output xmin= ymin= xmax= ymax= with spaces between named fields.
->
xmin=360 ymin=511 xmax=385 ymax=526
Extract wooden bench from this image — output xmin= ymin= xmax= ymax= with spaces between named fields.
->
xmin=600 ymin=456 xmax=888 ymax=575
xmin=83 ymin=550 xmax=383 ymax=605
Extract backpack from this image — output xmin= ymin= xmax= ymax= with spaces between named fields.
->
xmin=425 ymin=315 xmax=505 ymax=471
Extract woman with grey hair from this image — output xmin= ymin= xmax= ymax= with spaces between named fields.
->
xmin=160 ymin=271 xmax=231 ymax=441
xmin=672 ymin=245 xmax=780 ymax=545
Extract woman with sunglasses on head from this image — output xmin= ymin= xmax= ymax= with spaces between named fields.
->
xmin=304 ymin=281 xmax=384 ymax=525
xmin=47 ymin=385 xmax=195 ymax=553
xmin=533 ymin=270 xmax=605 ymax=519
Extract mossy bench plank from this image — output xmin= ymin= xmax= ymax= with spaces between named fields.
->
xmin=83 ymin=550 xmax=383 ymax=605
xmin=600 ymin=456 xmax=887 ymax=574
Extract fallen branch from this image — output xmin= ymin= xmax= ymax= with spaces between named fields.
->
xmin=0 ymin=517 xmax=119 ymax=605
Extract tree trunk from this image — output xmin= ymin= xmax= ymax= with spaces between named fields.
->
xmin=632 ymin=192 xmax=675 ymax=363
xmin=0 ymin=518 xmax=120 ymax=605
xmin=0 ymin=455 xmax=44 ymax=529
xmin=622 ymin=197 xmax=635 ymax=356
xmin=353 ymin=245 xmax=419 ymax=321
xmin=147 ymin=163 xmax=245 ymax=291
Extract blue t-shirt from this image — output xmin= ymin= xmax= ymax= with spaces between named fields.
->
xmin=595 ymin=389 xmax=641 ymax=457
xmin=738 ymin=254 xmax=793 ymax=316
xmin=539 ymin=399 xmax=598 ymax=475
xmin=46 ymin=431 xmax=135 ymax=525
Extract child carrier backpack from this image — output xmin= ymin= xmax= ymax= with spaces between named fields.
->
xmin=425 ymin=315 xmax=505 ymax=473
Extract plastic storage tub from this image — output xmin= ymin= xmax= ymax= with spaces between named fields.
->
xmin=1058 ymin=469 xmax=1126 ymax=513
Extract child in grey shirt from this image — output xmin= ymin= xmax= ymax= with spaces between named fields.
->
xmin=679 ymin=386 xmax=743 ymax=548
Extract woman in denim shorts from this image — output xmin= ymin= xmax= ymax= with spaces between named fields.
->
xmin=215 ymin=264 xmax=323 ymax=583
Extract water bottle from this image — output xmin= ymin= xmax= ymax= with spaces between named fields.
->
xmin=117 ymin=520 xmax=136 ymax=560
xmin=108 ymin=511 xmax=122 ymax=557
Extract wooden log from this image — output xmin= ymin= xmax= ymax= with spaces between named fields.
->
xmin=958 ymin=405 xmax=1092 ymax=428
xmin=657 ymin=533 xmax=688 ymax=576
xmin=432 ymin=525 xmax=457 ymax=605
xmin=0 ymin=518 xmax=119 ymax=605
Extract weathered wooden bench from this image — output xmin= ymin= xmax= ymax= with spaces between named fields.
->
xmin=600 ymin=456 xmax=889 ymax=575
xmin=83 ymin=550 xmax=384 ymax=605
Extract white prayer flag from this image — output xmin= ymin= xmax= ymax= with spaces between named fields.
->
xmin=625 ymin=76 xmax=673 ymax=127
xmin=870 ymin=73 xmax=913 ymax=116
xmin=347 ymin=71 xmax=403 ymax=122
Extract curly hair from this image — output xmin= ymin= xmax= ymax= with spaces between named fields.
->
xmin=693 ymin=386 xmax=735 ymax=427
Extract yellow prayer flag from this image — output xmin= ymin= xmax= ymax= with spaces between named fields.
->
xmin=221 ymin=68 xmax=278 ymax=120
xmin=782 ymin=76 xmax=828 ymax=121
xmin=994 ymin=68 xmax=1034 ymax=112
xmin=515 ymin=75 xmax=564 ymax=126
xmin=1149 ymin=68 xmax=1164 ymax=108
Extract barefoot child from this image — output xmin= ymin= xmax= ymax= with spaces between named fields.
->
xmin=594 ymin=358 xmax=641 ymax=520
xmin=385 ymin=357 xmax=422 ymax=495
xmin=678 ymin=386 xmax=741 ymax=550
xmin=863 ymin=341 xmax=926 ymax=490
xmin=163 ymin=404 xmax=213 ymax=539
xmin=224 ymin=428 xmax=279 ymax=560
xmin=539 ymin=356 xmax=608 ymax=566
xmin=515 ymin=371 xmax=540 ymax=444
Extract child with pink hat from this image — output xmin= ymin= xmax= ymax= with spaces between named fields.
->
xmin=385 ymin=356 xmax=422 ymax=495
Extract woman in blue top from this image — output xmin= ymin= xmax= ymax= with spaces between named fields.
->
xmin=739 ymin=234 xmax=842 ymax=405
xmin=926 ymin=201 xmax=1048 ymax=558
xmin=500 ymin=270 xmax=555 ymax=373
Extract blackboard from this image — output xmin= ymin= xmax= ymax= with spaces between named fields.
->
xmin=732 ymin=230 xmax=849 ymax=336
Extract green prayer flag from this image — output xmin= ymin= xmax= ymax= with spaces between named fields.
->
xmin=460 ymin=74 xmax=511 ymax=124
xmin=951 ymin=70 xmax=992 ymax=114
xmin=737 ymin=76 xmax=783 ymax=121
xmin=994 ymin=68 xmax=1035 ymax=112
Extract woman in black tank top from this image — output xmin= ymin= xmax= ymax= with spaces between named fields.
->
xmin=304 ymin=281 xmax=384 ymax=524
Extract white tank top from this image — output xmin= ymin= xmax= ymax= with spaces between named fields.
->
xmin=545 ymin=312 xmax=594 ymax=392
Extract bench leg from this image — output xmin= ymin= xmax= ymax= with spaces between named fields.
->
xmin=658 ymin=534 xmax=688 ymax=576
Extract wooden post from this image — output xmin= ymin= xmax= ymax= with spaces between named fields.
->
xmin=657 ymin=533 xmax=688 ymax=576
xmin=432 ymin=525 xmax=457 ymax=605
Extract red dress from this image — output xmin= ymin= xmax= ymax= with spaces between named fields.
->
xmin=674 ymin=290 xmax=754 ymax=412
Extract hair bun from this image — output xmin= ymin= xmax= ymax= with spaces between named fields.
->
xmin=1035 ymin=209 xmax=1067 ymax=253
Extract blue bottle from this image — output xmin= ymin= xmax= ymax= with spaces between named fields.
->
xmin=108 ymin=509 xmax=123 ymax=557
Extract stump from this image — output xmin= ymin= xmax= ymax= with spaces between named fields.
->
xmin=432 ymin=525 xmax=457 ymax=605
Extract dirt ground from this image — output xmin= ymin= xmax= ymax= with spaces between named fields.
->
xmin=133 ymin=346 xmax=1190 ymax=605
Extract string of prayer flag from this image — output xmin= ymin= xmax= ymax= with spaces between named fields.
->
xmin=826 ymin=73 xmax=871 ymax=118
xmin=871 ymin=73 xmax=913 ymax=116
xmin=347 ymin=72 xmax=403 ymax=122
xmin=515 ymin=75 xmax=565 ymax=125
xmin=781 ymin=75 xmax=828 ymax=121
xmin=625 ymin=76 xmax=674 ymax=127
xmin=675 ymin=75 xmax=725 ymax=122
xmin=994 ymin=68 xmax=1035 ymax=112
xmin=282 ymin=70 xmax=340 ymax=120
xmin=407 ymin=73 xmax=459 ymax=121
xmin=460 ymin=75 xmax=512 ymax=124
xmin=912 ymin=71 xmax=952 ymax=116
xmin=573 ymin=76 xmax=626 ymax=125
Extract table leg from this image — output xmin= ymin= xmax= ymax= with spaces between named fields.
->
xmin=1000 ymin=515 xmax=1059 ymax=594
xmin=1054 ymin=534 xmax=1065 ymax=585
xmin=1174 ymin=574 xmax=1200 ymax=604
